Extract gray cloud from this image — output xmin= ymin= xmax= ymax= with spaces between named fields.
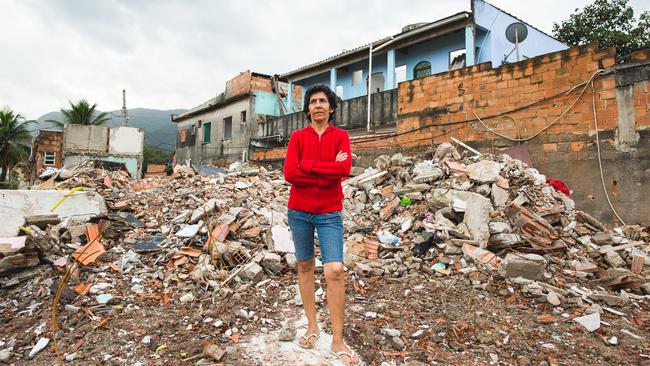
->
xmin=0 ymin=0 xmax=647 ymax=119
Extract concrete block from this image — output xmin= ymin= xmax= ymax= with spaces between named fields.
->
xmin=0 ymin=189 xmax=108 ymax=237
xmin=499 ymin=253 xmax=546 ymax=280
xmin=109 ymin=127 xmax=144 ymax=155
xmin=240 ymin=262 xmax=264 ymax=282
xmin=64 ymin=124 xmax=108 ymax=152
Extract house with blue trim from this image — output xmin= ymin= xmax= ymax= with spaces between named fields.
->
xmin=257 ymin=0 xmax=567 ymax=140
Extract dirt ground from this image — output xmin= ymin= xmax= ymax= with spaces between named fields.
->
xmin=2 ymin=265 xmax=649 ymax=366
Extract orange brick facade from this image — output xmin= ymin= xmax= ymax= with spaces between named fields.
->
xmin=392 ymin=44 xmax=642 ymax=149
xmin=32 ymin=130 xmax=63 ymax=173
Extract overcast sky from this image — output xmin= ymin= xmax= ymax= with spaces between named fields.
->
xmin=1 ymin=0 xmax=647 ymax=119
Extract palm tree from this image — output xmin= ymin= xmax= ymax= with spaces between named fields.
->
xmin=0 ymin=107 xmax=34 ymax=182
xmin=47 ymin=99 xmax=111 ymax=127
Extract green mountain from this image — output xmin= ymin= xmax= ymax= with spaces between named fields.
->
xmin=32 ymin=108 xmax=185 ymax=151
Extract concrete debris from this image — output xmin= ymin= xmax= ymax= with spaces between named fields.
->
xmin=28 ymin=338 xmax=49 ymax=359
xmin=499 ymin=253 xmax=546 ymax=280
xmin=0 ymin=189 xmax=108 ymax=237
xmin=573 ymin=312 xmax=601 ymax=332
xmin=1 ymin=147 xmax=648 ymax=365
xmin=466 ymin=160 xmax=501 ymax=183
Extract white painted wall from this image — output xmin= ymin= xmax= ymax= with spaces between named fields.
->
xmin=109 ymin=127 xmax=144 ymax=155
xmin=0 ymin=189 xmax=108 ymax=237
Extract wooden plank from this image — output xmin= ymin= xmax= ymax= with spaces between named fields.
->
xmin=598 ymin=241 xmax=644 ymax=254
xmin=631 ymin=255 xmax=644 ymax=274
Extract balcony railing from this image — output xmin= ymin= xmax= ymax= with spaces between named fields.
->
xmin=259 ymin=88 xmax=398 ymax=139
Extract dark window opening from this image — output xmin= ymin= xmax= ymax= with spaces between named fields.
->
xmin=414 ymin=61 xmax=431 ymax=79
xmin=223 ymin=117 xmax=232 ymax=140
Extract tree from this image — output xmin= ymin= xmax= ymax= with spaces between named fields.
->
xmin=47 ymin=99 xmax=111 ymax=127
xmin=142 ymin=145 xmax=173 ymax=177
xmin=0 ymin=107 xmax=34 ymax=182
xmin=552 ymin=0 xmax=650 ymax=60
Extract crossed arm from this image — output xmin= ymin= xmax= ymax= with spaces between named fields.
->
xmin=298 ymin=133 xmax=352 ymax=180
xmin=283 ymin=132 xmax=352 ymax=186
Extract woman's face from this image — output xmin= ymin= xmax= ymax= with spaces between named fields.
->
xmin=308 ymin=91 xmax=333 ymax=123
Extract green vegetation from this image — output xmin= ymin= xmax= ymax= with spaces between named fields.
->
xmin=47 ymin=99 xmax=111 ymax=127
xmin=143 ymin=145 xmax=174 ymax=177
xmin=0 ymin=106 xmax=33 ymax=184
xmin=553 ymin=0 xmax=650 ymax=60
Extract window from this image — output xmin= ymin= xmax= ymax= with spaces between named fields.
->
xmin=223 ymin=117 xmax=232 ymax=140
xmin=335 ymin=85 xmax=344 ymax=98
xmin=449 ymin=49 xmax=466 ymax=70
xmin=203 ymin=122 xmax=211 ymax=143
xmin=395 ymin=65 xmax=407 ymax=84
xmin=240 ymin=110 xmax=247 ymax=123
xmin=191 ymin=125 xmax=196 ymax=135
xmin=414 ymin=61 xmax=431 ymax=79
xmin=352 ymin=70 xmax=363 ymax=86
xmin=44 ymin=151 xmax=56 ymax=166
xmin=367 ymin=72 xmax=384 ymax=93
xmin=180 ymin=130 xmax=187 ymax=143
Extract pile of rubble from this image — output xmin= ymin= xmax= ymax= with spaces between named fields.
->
xmin=344 ymin=144 xmax=650 ymax=293
xmin=341 ymin=143 xmax=649 ymax=314
xmin=1 ymin=143 xmax=649 ymax=363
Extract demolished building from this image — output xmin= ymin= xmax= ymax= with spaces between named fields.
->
xmin=30 ymin=124 xmax=145 ymax=179
xmin=170 ymin=70 xmax=301 ymax=165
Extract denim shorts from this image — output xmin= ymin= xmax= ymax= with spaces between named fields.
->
xmin=287 ymin=209 xmax=344 ymax=263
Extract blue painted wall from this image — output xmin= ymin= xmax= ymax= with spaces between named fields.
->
xmin=473 ymin=0 xmax=567 ymax=66
xmin=254 ymin=91 xmax=289 ymax=116
xmin=295 ymin=31 xmax=467 ymax=108
xmin=101 ymin=156 xmax=139 ymax=178
xmin=291 ymin=0 xmax=567 ymax=107
xmin=396 ymin=31 xmax=466 ymax=82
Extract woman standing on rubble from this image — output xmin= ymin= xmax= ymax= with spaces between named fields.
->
xmin=283 ymin=84 xmax=359 ymax=365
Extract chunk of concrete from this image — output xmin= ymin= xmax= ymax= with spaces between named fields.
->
xmin=190 ymin=198 xmax=218 ymax=223
xmin=574 ymin=312 xmax=600 ymax=332
xmin=434 ymin=143 xmax=461 ymax=160
xmin=0 ymin=189 xmax=107 ymax=237
xmin=488 ymin=222 xmax=511 ymax=234
xmin=261 ymin=252 xmax=283 ymax=273
xmin=466 ymin=160 xmax=501 ymax=183
xmin=175 ymin=224 xmax=200 ymax=238
xmin=240 ymin=262 xmax=264 ymax=282
xmin=270 ymin=225 xmax=295 ymax=253
xmin=429 ymin=189 xmax=493 ymax=247
xmin=604 ymin=251 xmax=626 ymax=268
xmin=499 ymin=253 xmax=546 ymax=280
xmin=491 ymin=184 xmax=509 ymax=207
xmin=488 ymin=233 xmax=523 ymax=248
xmin=547 ymin=291 xmax=561 ymax=306
xmin=413 ymin=160 xmax=444 ymax=182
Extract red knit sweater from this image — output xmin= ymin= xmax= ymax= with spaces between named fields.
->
xmin=284 ymin=125 xmax=352 ymax=213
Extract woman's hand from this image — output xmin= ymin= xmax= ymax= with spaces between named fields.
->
xmin=335 ymin=151 xmax=348 ymax=162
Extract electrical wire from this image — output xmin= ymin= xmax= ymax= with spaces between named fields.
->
xmin=590 ymin=77 xmax=626 ymax=225
xmin=472 ymin=69 xmax=605 ymax=142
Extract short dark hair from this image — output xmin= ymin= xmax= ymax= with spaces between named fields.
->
xmin=303 ymin=84 xmax=338 ymax=121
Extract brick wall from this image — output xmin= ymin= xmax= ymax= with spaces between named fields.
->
xmin=229 ymin=71 xmax=275 ymax=97
xmin=230 ymin=71 xmax=252 ymax=96
xmin=251 ymin=45 xmax=650 ymax=224
xmin=251 ymin=75 xmax=273 ymax=94
xmin=395 ymin=44 xmax=626 ymax=147
xmin=33 ymin=130 xmax=63 ymax=172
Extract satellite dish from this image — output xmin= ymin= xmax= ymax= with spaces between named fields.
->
xmin=505 ymin=22 xmax=528 ymax=62
xmin=505 ymin=22 xmax=528 ymax=43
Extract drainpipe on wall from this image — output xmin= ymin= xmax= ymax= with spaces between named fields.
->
xmin=366 ymin=38 xmax=395 ymax=133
